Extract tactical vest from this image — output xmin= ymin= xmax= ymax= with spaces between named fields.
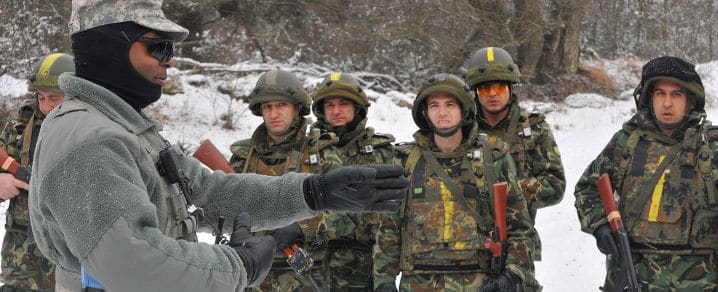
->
xmin=613 ymin=123 xmax=718 ymax=251
xmin=485 ymin=107 xmax=538 ymax=180
xmin=3 ymin=105 xmax=41 ymax=231
xmin=337 ymin=127 xmax=395 ymax=166
xmin=397 ymin=136 xmax=500 ymax=274
xmin=233 ymin=127 xmax=339 ymax=271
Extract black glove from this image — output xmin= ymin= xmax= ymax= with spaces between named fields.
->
xmin=376 ymin=283 xmax=398 ymax=292
xmin=228 ymin=212 xmax=276 ymax=287
xmin=479 ymin=270 xmax=522 ymax=292
xmin=266 ymin=222 xmax=304 ymax=250
xmin=303 ymin=164 xmax=408 ymax=212
xmin=594 ymin=224 xmax=620 ymax=263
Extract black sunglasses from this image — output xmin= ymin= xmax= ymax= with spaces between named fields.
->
xmin=136 ymin=36 xmax=174 ymax=63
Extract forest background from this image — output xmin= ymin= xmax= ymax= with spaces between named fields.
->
xmin=1 ymin=0 xmax=717 ymax=103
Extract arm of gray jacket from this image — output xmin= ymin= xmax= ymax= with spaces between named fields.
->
xmin=32 ymin=138 xmax=272 ymax=291
xmin=182 ymin=154 xmax=316 ymax=231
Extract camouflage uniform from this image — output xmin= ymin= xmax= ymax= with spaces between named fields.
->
xmin=230 ymin=70 xmax=342 ymax=292
xmin=374 ymin=74 xmax=536 ymax=291
xmin=574 ymin=56 xmax=718 ymax=291
xmin=466 ymin=47 xmax=566 ymax=261
xmin=310 ymin=72 xmax=396 ymax=291
xmin=0 ymin=100 xmax=55 ymax=291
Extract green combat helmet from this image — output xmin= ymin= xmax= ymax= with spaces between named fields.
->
xmin=412 ymin=73 xmax=476 ymax=136
xmin=249 ymin=70 xmax=311 ymax=116
xmin=464 ymin=47 xmax=521 ymax=89
xmin=312 ymin=72 xmax=370 ymax=119
xmin=28 ymin=53 xmax=75 ymax=92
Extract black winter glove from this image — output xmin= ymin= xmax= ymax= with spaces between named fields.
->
xmin=229 ymin=212 xmax=276 ymax=287
xmin=303 ymin=164 xmax=408 ymax=212
xmin=266 ymin=222 xmax=304 ymax=250
xmin=594 ymin=224 xmax=620 ymax=264
xmin=478 ymin=270 xmax=522 ymax=292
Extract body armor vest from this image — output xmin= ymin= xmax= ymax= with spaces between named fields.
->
xmin=397 ymin=135 xmax=499 ymax=274
xmin=614 ymin=124 xmax=718 ymax=251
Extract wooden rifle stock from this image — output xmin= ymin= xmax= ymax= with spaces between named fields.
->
xmin=192 ymin=140 xmax=235 ymax=174
xmin=597 ymin=174 xmax=641 ymax=292
xmin=484 ymin=182 xmax=508 ymax=275
xmin=0 ymin=147 xmax=30 ymax=183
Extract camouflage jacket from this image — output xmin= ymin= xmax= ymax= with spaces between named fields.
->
xmin=1 ymin=98 xmax=42 ymax=228
xmin=575 ymin=109 xmax=718 ymax=252
xmin=229 ymin=117 xmax=342 ymax=291
xmin=310 ymin=118 xmax=396 ymax=288
xmin=477 ymin=103 xmax=566 ymax=260
xmin=374 ymin=123 xmax=535 ymax=289
xmin=229 ymin=117 xmax=341 ymax=175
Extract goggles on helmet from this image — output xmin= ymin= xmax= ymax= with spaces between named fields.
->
xmin=476 ymin=82 xmax=509 ymax=97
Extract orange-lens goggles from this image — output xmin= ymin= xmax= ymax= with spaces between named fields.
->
xmin=476 ymin=83 xmax=509 ymax=96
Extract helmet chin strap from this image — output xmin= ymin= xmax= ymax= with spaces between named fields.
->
xmin=425 ymin=111 xmax=473 ymax=137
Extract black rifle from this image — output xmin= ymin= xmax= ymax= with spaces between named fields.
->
xmin=597 ymin=174 xmax=641 ymax=292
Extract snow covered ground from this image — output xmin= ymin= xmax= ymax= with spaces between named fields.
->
xmin=1 ymin=57 xmax=717 ymax=291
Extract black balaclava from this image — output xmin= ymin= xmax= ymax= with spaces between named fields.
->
xmin=72 ymin=22 xmax=159 ymax=111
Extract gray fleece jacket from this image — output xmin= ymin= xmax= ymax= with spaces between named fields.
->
xmin=28 ymin=73 xmax=315 ymax=292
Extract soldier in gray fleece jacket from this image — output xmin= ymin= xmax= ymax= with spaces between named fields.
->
xmin=27 ymin=1 xmax=407 ymax=292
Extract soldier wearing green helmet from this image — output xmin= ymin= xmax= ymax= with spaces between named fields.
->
xmin=229 ymin=70 xmax=343 ymax=291
xmin=374 ymin=73 xmax=537 ymax=291
xmin=0 ymin=52 xmax=74 ymax=291
xmin=465 ymin=47 xmax=566 ymax=273
xmin=309 ymin=72 xmax=396 ymax=290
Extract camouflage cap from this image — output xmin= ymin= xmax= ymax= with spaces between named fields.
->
xmin=69 ymin=0 xmax=189 ymax=42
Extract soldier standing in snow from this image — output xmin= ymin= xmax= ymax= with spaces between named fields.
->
xmin=464 ymin=47 xmax=566 ymax=288
xmin=310 ymin=72 xmax=396 ymax=290
xmin=229 ymin=69 xmax=341 ymax=291
xmin=26 ymin=1 xmax=407 ymax=291
xmin=374 ymin=74 xmax=536 ymax=291
xmin=0 ymin=53 xmax=74 ymax=291
xmin=574 ymin=56 xmax=718 ymax=290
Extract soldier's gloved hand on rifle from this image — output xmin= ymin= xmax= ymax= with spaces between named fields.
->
xmin=478 ymin=270 xmax=522 ymax=292
xmin=266 ymin=222 xmax=304 ymax=249
xmin=303 ymin=164 xmax=408 ymax=212
xmin=594 ymin=224 xmax=620 ymax=263
xmin=229 ymin=212 xmax=276 ymax=287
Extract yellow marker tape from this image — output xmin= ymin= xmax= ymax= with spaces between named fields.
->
xmin=36 ymin=53 xmax=63 ymax=87
xmin=487 ymin=47 xmax=495 ymax=62
xmin=488 ymin=135 xmax=497 ymax=143
xmin=648 ymin=155 xmax=667 ymax=222
xmin=330 ymin=72 xmax=342 ymax=81
xmin=440 ymin=182 xmax=453 ymax=241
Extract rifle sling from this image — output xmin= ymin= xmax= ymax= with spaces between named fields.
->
xmin=420 ymin=150 xmax=484 ymax=224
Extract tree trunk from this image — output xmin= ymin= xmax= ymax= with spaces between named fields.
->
xmin=535 ymin=0 xmax=588 ymax=83
xmin=514 ymin=0 xmax=544 ymax=82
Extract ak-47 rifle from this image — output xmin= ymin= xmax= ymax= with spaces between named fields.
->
xmin=484 ymin=182 xmax=508 ymax=276
xmin=0 ymin=146 xmax=31 ymax=184
xmin=193 ymin=139 xmax=325 ymax=292
xmin=597 ymin=174 xmax=641 ymax=292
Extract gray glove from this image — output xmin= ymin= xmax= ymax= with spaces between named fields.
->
xmin=478 ymin=270 xmax=522 ymax=292
xmin=228 ymin=212 xmax=276 ymax=287
xmin=303 ymin=164 xmax=408 ymax=212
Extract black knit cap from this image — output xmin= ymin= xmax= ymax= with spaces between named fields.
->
xmin=72 ymin=21 xmax=161 ymax=111
xmin=636 ymin=56 xmax=705 ymax=111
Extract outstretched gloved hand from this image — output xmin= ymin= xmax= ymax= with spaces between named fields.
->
xmin=266 ymin=222 xmax=304 ymax=250
xmin=594 ymin=224 xmax=620 ymax=263
xmin=479 ymin=270 xmax=522 ymax=292
xmin=303 ymin=164 xmax=408 ymax=212
xmin=228 ymin=212 xmax=276 ymax=287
